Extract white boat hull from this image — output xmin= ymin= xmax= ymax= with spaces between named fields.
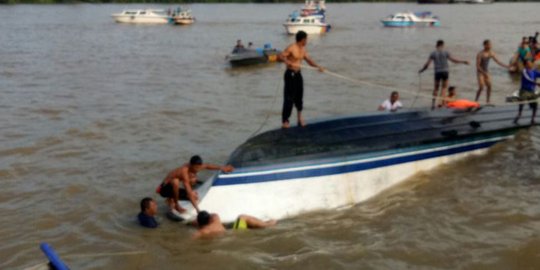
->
xmin=180 ymin=135 xmax=511 ymax=223
xmin=112 ymin=15 xmax=170 ymax=24
xmin=283 ymin=23 xmax=330 ymax=35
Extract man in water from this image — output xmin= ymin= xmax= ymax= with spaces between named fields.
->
xmin=514 ymin=60 xmax=540 ymax=125
xmin=378 ymin=91 xmax=403 ymax=112
xmin=419 ymin=40 xmax=469 ymax=110
xmin=279 ymin=30 xmax=324 ymax=128
xmin=193 ymin=211 xmax=277 ymax=239
xmin=157 ymin=155 xmax=234 ymax=214
xmin=138 ymin=197 xmax=158 ymax=229
xmin=475 ymin=40 xmax=511 ymax=104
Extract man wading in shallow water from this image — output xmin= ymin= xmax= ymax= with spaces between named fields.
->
xmin=279 ymin=30 xmax=325 ymax=129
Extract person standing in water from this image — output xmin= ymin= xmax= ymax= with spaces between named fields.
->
xmin=419 ymin=40 xmax=469 ymax=110
xmin=279 ymin=30 xmax=324 ymax=128
xmin=475 ymin=40 xmax=511 ymax=104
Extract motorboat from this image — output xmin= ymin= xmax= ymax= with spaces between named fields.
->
xmin=418 ymin=0 xmax=450 ymax=3
xmin=452 ymin=0 xmax=493 ymax=3
xmin=283 ymin=0 xmax=331 ymax=35
xmin=111 ymin=9 xmax=171 ymax=24
xmin=381 ymin=12 xmax=441 ymax=27
xmin=174 ymin=106 xmax=537 ymax=223
xmin=172 ymin=7 xmax=195 ymax=25
xmin=227 ymin=44 xmax=281 ymax=67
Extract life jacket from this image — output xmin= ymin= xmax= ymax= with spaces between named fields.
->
xmin=446 ymin=99 xmax=480 ymax=109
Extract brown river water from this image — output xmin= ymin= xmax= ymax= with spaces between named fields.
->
xmin=1 ymin=3 xmax=540 ymax=269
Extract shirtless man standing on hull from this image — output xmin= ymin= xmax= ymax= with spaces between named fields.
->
xmin=475 ymin=39 xmax=511 ymax=104
xmin=279 ymin=30 xmax=324 ymax=128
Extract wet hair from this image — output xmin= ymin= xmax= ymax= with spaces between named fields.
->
xmin=436 ymin=40 xmax=444 ymax=47
xmin=483 ymin=39 xmax=490 ymax=46
xmin=140 ymin=197 xmax=153 ymax=212
xmin=296 ymin=31 xmax=307 ymax=42
xmin=190 ymin=155 xmax=203 ymax=165
xmin=391 ymin=91 xmax=398 ymax=97
xmin=197 ymin=211 xmax=211 ymax=227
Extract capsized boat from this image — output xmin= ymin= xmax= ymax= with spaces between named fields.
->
xmin=172 ymin=7 xmax=195 ymax=25
xmin=284 ymin=0 xmax=331 ymax=35
xmin=227 ymin=44 xmax=281 ymax=67
xmin=111 ymin=9 xmax=171 ymax=24
xmin=381 ymin=12 xmax=441 ymax=27
xmin=176 ymin=106 xmax=536 ymax=223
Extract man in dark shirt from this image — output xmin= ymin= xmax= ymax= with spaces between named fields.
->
xmin=138 ymin=197 xmax=159 ymax=229
xmin=419 ymin=40 xmax=469 ymax=110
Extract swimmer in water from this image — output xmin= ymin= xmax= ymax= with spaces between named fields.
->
xmin=156 ymin=155 xmax=234 ymax=214
xmin=193 ymin=211 xmax=277 ymax=239
xmin=138 ymin=197 xmax=158 ymax=229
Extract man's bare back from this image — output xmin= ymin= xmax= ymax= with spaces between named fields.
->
xmin=283 ymin=43 xmax=306 ymax=72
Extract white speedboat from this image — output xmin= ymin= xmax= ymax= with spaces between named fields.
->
xmin=173 ymin=107 xmax=536 ymax=223
xmin=111 ymin=9 xmax=171 ymax=24
xmin=172 ymin=7 xmax=195 ymax=25
xmin=381 ymin=11 xmax=441 ymax=27
xmin=283 ymin=0 xmax=331 ymax=35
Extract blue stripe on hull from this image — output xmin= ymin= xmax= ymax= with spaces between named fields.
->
xmin=213 ymin=139 xmax=502 ymax=186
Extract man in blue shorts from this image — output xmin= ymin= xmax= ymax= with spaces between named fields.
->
xmin=419 ymin=40 xmax=469 ymax=110
xmin=514 ymin=60 xmax=540 ymax=125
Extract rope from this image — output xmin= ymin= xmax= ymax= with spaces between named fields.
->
xmin=300 ymin=64 xmax=540 ymax=108
xmin=411 ymin=73 xmax=422 ymax=108
xmin=301 ymin=65 xmax=453 ymax=103
xmin=247 ymin=75 xmax=282 ymax=139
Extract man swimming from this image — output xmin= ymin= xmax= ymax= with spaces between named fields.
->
xmin=279 ymin=30 xmax=324 ymax=128
xmin=475 ymin=40 xmax=511 ymax=104
xmin=157 ymin=155 xmax=234 ymax=214
xmin=419 ymin=40 xmax=469 ymax=110
xmin=514 ymin=60 xmax=540 ymax=125
xmin=193 ymin=211 xmax=277 ymax=239
xmin=138 ymin=197 xmax=158 ymax=229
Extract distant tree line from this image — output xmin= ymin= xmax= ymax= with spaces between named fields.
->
xmin=0 ymin=0 xmax=533 ymax=4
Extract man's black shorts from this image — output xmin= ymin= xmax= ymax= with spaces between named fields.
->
xmin=435 ymin=71 xmax=449 ymax=81
xmin=159 ymin=184 xmax=189 ymax=200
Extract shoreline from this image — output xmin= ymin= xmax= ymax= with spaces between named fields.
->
xmin=1 ymin=0 xmax=537 ymax=4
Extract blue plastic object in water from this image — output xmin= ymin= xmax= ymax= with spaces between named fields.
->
xmin=40 ymin=243 xmax=70 ymax=270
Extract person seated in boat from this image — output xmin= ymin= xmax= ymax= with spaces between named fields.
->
xmin=193 ymin=211 xmax=277 ymax=239
xmin=512 ymin=37 xmax=532 ymax=69
xmin=138 ymin=197 xmax=159 ymax=229
xmin=156 ymin=155 xmax=234 ymax=215
xmin=232 ymin=39 xmax=245 ymax=54
xmin=445 ymin=86 xmax=480 ymax=109
xmin=378 ymin=91 xmax=403 ymax=112
xmin=514 ymin=60 xmax=540 ymax=125
xmin=248 ymin=42 xmax=253 ymax=49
